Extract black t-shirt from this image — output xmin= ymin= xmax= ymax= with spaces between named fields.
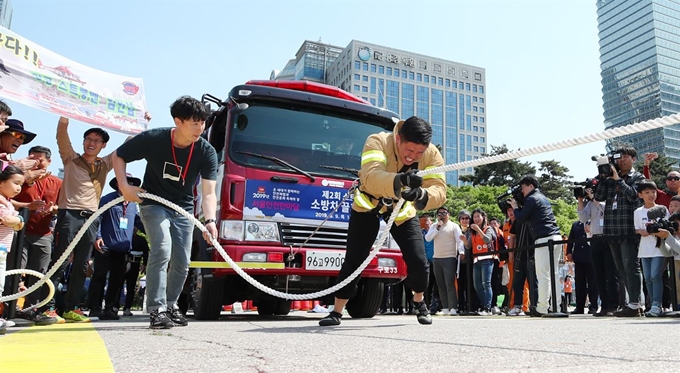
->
xmin=116 ymin=128 xmax=218 ymax=212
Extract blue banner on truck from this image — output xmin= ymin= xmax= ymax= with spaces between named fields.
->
xmin=243 ymin=180 xmax=354 ymax=222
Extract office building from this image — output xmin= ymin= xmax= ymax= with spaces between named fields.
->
xmin=597 ymin=0 xmax=680 ymax=161
xmin=0 ymin=0 xmax=12 ymax=29
xmin=272 ymin=40 xmax=487 ymax=185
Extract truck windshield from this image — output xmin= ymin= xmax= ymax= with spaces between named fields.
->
xmin=229 ymin=104 xmax=391 ymax=179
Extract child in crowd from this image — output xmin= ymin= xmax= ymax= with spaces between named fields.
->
xmin=634 ymin=180 xmax=670 ymax=317
xmin=0 ymin=165 xmax=26 ymax=334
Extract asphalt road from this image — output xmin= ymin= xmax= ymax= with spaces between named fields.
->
xmin=16 ymin=310 xmax=676 ymax=373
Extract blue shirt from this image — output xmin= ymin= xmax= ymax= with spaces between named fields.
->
xmin=423 ymin=228 xmax=434 ymax=261
xmin=97 ymin=191 xmax=139 ymax=252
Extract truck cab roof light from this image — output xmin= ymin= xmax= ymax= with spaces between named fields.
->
xmin=245 ymin=80 xmax=369 ymax=105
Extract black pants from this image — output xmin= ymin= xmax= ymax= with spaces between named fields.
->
xmin=425 ymin=259 xmax=440 ymax=311
xmin=392 ymin=281 xmax=413 ymax=312
xmin=334 ymin=211 xmax=429 ymax=300
xmin=42 ymin=210 xmax=99 ymax=313
xmin=88 ymin=249 xmax=128 ymax=312
xmin=512 ymin=249 xmax=538 ymax=307
xmin=458 ymin=262 xmax=480 ymax=312
xmin=491 ymin=260 xmax=509 ymax=308
xmin=590 ymin=236 xmax=619 ymax=312
xmin=120 ymin=260 xmax=141 ymax=310
xmin=574 ymin=261 xmax=598 ymax=311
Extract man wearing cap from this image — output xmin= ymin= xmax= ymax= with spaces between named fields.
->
xmin=0 ymin=119 xmax=44 ymax=179
xmin=87 ymin=173 xmax=142 ymax=320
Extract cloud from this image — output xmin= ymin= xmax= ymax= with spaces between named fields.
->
xmin=243 ymin=207 xmax=265 ymax=217
xmin=272 ymin=212 xmax=286 ymax=221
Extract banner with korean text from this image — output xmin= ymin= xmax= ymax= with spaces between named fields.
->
xmin=0 ymin=26 xmax=147 ymax=134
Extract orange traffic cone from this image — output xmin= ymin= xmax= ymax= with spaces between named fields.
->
xmin=292 ymin=300 xmax=301 ymax=310
xmin=250 ymin=300 xmax=257 ymax=312
xmin=300 ymin=300 xmax=311 ymax=311
xmin=223 ymin=304 xmax=232 ymax=311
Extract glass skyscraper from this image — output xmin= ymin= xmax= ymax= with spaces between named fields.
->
xmin=597 ymin=0 xmax=680 ymax=161
xmin=272 ymin=40 xmax=487 ymax=185
xmin=0 ymin=0 xmax=12 ymax=29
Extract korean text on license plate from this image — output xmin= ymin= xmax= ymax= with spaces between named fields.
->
xmin=306 ymin=250 xmax=345 ymax=271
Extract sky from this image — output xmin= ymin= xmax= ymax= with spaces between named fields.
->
xmin=7 ymin=0 xmax=610 ymax=192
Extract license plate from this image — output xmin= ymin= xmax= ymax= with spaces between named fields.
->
xmin=306 ymin=250 xmax=345 ymax=271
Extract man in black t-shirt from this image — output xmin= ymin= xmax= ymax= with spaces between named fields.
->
xmin=113 ymin=96 xmax=218 ymax=329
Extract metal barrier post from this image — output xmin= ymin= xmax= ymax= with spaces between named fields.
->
xmin=542 ymin=239 xmax=568 ymax=318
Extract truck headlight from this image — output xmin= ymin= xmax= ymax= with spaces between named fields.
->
xmin=245 ymin=222 xmax=280 ymax=242
xmin=220 ymin=221 xmax=244 ymax=240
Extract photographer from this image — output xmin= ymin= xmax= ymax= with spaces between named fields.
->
xmin=577 ymin=184 xmax=620 ymax=316
xmin=593 ymin=145 xmax=644 ymax=317
xmin=425 ymin=207 xmax=464 ymax=315
xmin=509 ymin=175 xmax=562 ymax=316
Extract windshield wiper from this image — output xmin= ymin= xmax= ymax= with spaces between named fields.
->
xmin=236 ymin=151 xmax=315 ymax=182
xmin=318 ymin=164 xmax=359 ymax=177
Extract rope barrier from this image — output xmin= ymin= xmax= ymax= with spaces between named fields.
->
xmin=3 ymin=113 xmax=680 ymax=307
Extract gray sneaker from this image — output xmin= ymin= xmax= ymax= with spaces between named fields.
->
xmin=149 ymin=309 xmax=174 ymax=329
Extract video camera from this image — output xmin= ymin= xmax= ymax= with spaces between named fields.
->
xmin=646 ymin=205 xmax=678 ymax=248
xmin=592 ymin=152 xmax=622 ymax=178
xmin=573 ymin=177 xmax=599 ymax=200
xmin=496 ymin=184 xmax=524 ymax=212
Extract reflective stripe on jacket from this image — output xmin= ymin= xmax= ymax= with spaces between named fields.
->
xmin=352 ymin=120 xmax=446 ymax=225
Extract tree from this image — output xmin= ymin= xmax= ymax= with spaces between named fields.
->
xmin=537 ymin=160 xmax=573 ymax=202
xmin=635 ymin=152 xmax=675 ymax=188
xmin=428 ymin=184 xmax=578 ymax=236
xmin=458 ymin=144 xmax=535 ymax=186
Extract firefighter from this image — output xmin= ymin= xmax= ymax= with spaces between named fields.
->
xmin=319 ymin=116 xmax=446 ymax=326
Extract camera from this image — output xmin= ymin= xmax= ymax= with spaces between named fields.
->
xmin=496 ymin=184 xmax=524 ymax=212
xmin=591 ymin=152 xmax=622 ymax=178
xmin=573 ymin=177 xmax=599 ymax=200
xmin=646 ymin=219 xmax=678 ymax=235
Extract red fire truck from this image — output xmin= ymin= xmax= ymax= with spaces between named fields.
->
xmin=185 ymin=80 xmax=407 ymax=320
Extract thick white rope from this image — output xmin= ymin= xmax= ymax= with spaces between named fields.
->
xmin=3 ymin=113 xmax=680 ymax=305
xmin=0 ymin=196 xmax=122 ymax=307
xmin=2 ymin=269 xmax=55 ymax=311
xmin=417 ymin=113 xmax=680 ymax=177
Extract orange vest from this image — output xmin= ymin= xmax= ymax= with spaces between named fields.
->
xmin=564 ymin=279 xmax=573 ymax=293
xmin=471 ymin=226 xmax=492 ymax=255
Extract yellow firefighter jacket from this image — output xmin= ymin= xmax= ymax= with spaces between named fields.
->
xmin=352 ymin=120 xmax=446 ymax=225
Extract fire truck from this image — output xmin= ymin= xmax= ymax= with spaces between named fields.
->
xmin=185 ymin=80 xmax=407 ymax=320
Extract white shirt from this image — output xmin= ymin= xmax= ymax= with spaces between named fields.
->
xmin=425 ymin=219 xmax=464 ymax=258
xmin=634 ymin=205 xmax=670 ymax=258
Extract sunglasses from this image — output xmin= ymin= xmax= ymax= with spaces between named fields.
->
xmin=667 ymin=176 xmax=680 ymax=181
xmin=5 ymin=131 xmax=26 ymax=141
xmin=437 ymin=212 xmax=448 ymax=216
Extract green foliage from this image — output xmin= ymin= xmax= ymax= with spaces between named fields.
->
xmin=537 ymin=159 xmax=574 ymax=202
xmin=431 ymin=184 xmax=578 ymax=236
xmin=458 ymin=144 xmax=536 ymax=186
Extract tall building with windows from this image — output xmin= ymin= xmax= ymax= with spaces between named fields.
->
xmin=0 ymin=0 xmax=12 ymax=29
xmin=597 ymin=0 xmax=680 ymax=162
xmin=272 ymin=40 xmax=487 ymax=185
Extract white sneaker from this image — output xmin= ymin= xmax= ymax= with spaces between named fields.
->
xmin=437 ymin=308 xmax=449 ymax=315
xmin=507 ymin=307 xmax=525 ymax=316
xmin=491 ymin=306 xmax=501 ymax=315
xmin=477 ymin=309 xmax=491 ymax=316
xmin=448 ymin=308 xmax=458 ymax=316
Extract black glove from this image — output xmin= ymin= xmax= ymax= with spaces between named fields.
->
xmin=403 ymin=187 xmax=429 ymax=210
xmin=397 ymin=170 xmax=423 ymax=189
xmin=401 ymin=187 xmax=423 ymax=202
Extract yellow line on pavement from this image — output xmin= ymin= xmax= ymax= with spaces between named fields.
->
xmin=189 ymin=261 xmax=285 ymax=269
xmin=0 ymin=323 xmax=114 ymax=372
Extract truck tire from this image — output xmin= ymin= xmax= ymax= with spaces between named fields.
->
xmin=257 ymin=300 xmax=291 ymax=316
xmin=191 ymin=269 xmax=224 ymax=320
xmin=346 ymin=278 xmax=384 ymax=318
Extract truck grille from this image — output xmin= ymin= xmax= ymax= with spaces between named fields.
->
xmin=280 ymin=223 xmax=347 ymax=250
